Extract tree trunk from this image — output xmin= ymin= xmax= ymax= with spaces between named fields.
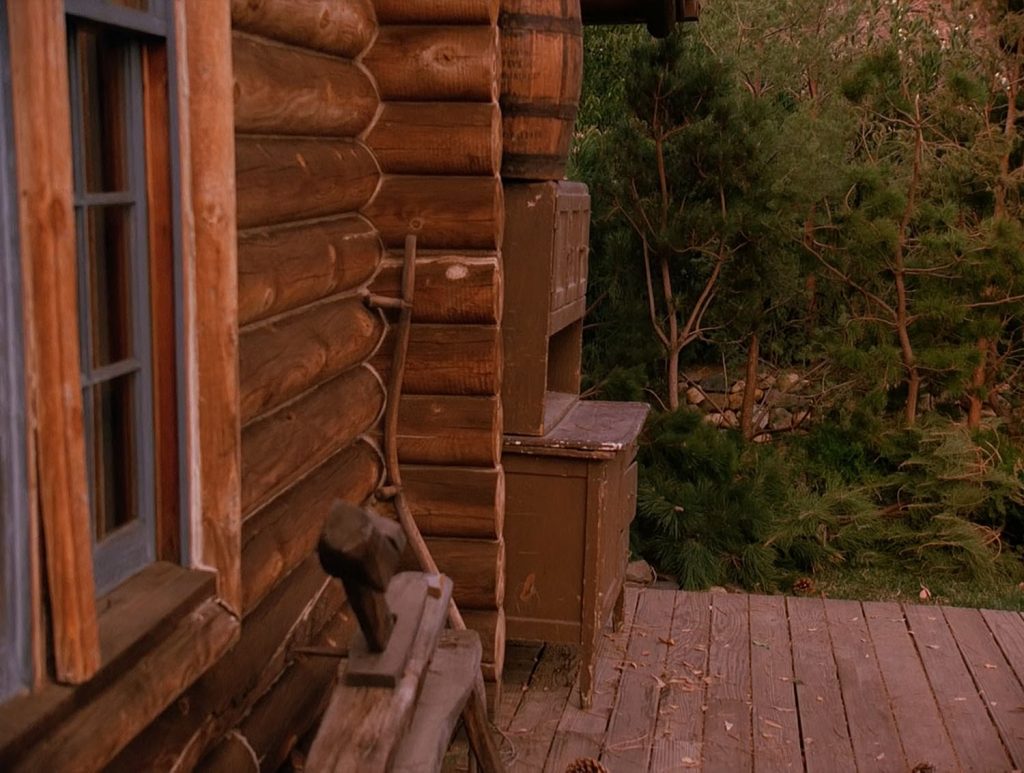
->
xmin=967 ymin=337 xmax=988 ymax=430
xmin=740 ymin=332 xmax=760 ymax=440
xmin=667 ymin=347 xmax=680 ymax=411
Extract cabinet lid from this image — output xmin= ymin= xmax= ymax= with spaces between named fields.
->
xmin=504 ymin=400 xmax=650 ymax=459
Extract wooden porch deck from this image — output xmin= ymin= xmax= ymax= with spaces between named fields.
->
xmin=495 ymin=587 xmax=1024 ymax=772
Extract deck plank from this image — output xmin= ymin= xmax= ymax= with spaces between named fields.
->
xmin=497 ymin=643 xmax=542 ymax=732
xmin=823 ymin=599 xmax=905 ymax=772
xmin=981 ymin=609 xmax=1024 ymax=690
xmin=787 ymin=596 xmax=856 ymax=773
xmin=544 ymin=587 xmax=640 ymax=772
xmin=600 ymin=589 xmax=677 ymax=771
xmin=702 ymin=593 xmax=752 ymax=773
xmin=748 ymin=595 xmax=801 ymax=773
xmin=943 ymin=606 xmax=1024 ymax=768
xmin=650 ymin=591 xmax=713 ymax=772
xmin=503 ymin=644 xmax=580 ymax=771
xmin=903 ymin=604 xmax=1013 ymax=772
xmin=862 ymin=602 xmax=960 ymax=773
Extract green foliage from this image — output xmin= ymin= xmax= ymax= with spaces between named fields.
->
xmin=576 ymin=1 xmax=1024 ymax=607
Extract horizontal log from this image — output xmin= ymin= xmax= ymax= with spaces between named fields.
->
xmin=398 ymin=395 xmax=501 ymax=466
xmin=232 ymin=32 xmax=377 ymax=137
xmin=108 ymin=559 xmax=344 ymax=772
xmin=240 ymin=297 xmax=385 ymax=424
xmin=365 ymin=102 xmax=500 ymax=175
xmin=402 ymin=465 xmax=504 ymax=539
xmin=236 ymin=137 xmax=379 ymax=230
xmin=418 ymin=537 xmax=505 ymax=610
xmin=372 ymin=324 xmax=501 ymax=396
xmin=196 ymin=610 xmax=351 ymax=772
xmin=242 ymin=438 xmax=383 ymax=613
xmin=241 ymin=365 xmax=384 ymax=515
xmin=364 ymin=175 xmax=503 ymax=250
xmin=364 ymin=26 xmax=499 ymax=102
xmin=373 ymin=0 xmax=499 ymax=25
xmin=230 ymin=0 xmax=375 ymax=58
xmin=238 ymin=215 xmax=382 ymax=325
xmin=461 ymin=607 xmax=506 ymax=674
xmin=372 ymin=255 xmax=501 ymax=324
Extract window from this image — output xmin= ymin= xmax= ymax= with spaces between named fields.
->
xmin=66 ymin=0 xmax=179 ymax=594
xmin=0 ymin=0 xmax=30 ymax=701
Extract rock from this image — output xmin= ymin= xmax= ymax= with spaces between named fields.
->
xmin=753 ymin=433 xmax=773 ymax=444
xmin=729 ymin=379 xmax=745 ymax=394
xmin=755 ymin=410 xmax=770 ymax=430
xmin=626 ymin=559 xmax=656 ymax=586
xmin=727 ymin=392 xmax=744 ymax=410
xmin=770 ymin=407 xmax=794 ymax=431
xmin=702 ymin=373 xmax=728 ymax=392
xmin=709 ymin=585 xmax=729 ymax=594
xmin=777 ymin=372 xmax=802 ymax=392
xmin=686 ymin=386 xmax=705 ymax=405
xmin=704 ymin=412 xmax=726 ymax=427
xmin=722 ymin=410 xmax=739 ymax=428
xmin=759 ymin=374 xmax=776 ymax=389
xmin=765 ymin=390 xmax=809 ymax=410
xmin=702 ymin=392 xmax=729 ymax=411
xmin=792 ymin=408 xmax=811 ymax=427
xmin=754 ymin=388 xmax=765 ymax=401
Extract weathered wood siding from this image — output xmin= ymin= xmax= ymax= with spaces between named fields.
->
xmin=111 ymin=0 xmax=506 ymax=767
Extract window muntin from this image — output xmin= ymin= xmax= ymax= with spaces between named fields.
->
xmin=68 ymin=18 xmax=156 ymax=594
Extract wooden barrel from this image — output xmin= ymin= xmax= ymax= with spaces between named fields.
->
xmin=499 ymin=0 xmax=583 ymax=181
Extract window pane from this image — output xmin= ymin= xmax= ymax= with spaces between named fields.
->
xmin=87 ymin=205 xmax=133 ymax=366
xmin=74 ymin=25 xmax=129 ymax=193
xmin=91 ymin=376 xmax=138 ymax=539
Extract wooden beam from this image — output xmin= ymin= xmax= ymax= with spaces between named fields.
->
xmin=241 ymin=438 xmax=382 ymax=614
xmin=307 ymin=575 xmax=454 ymax=771
xmin=107 ymin=558 xmax=339 ymax=772
xmin=230 ymin=0 xmax=376 ymax=58
xmin=397 ymin=395 xmax=502 ymax=467
xmin=239 ymin=297 xmax=385 ymax=424
xmin=8 ymin=0 xmax=100 ymax=684
xmin=235 ymin=137 xmax=379 ymax=230
xmin=238 ymin=215 xmax=382 ymax=326
xmin=365 ymin=175 xmax=503 ymax=250
xmin=364 ymin=26 xmax=499 ymax=102
xmin=372 ymin=254 xmax=502 ymax=325
xmin=182 ymin=0 xmax=243 ymax=613
xmin=241 ymin=365 xmax=384 ymax=515
xmin=6 ymin=599 xmax=238 ymax=771
xmin=373 ymin=0 xmax=499 ymax=25
xmin=372 ymin=323 xmax=502 ymax=396
xmin=366 ymin=102 xmax=501 ymax=176
xmin=232 ymin=32 xmax=377 ymax=137
xmin=402 ymin=464 xmax=504 ymax=539
xmin=402 ymin=537 xmax=505 ymax=610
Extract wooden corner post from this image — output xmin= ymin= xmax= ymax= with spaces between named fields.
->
xmin=8 ymin=0 xmax=100 ymax=684
xmin=180 ymin=0 xmax=242 ymax=613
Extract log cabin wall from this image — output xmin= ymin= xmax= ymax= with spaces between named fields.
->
xmin=109 ymin=1 xmax=506 ymax=768
xmin=365 ymin=0 xmax=508 ymax=693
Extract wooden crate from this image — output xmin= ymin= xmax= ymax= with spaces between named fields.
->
xmin=503 ymin=400 xmax=649 ymax=707
xmin=502 ymin=181 xmax=591 ymax=436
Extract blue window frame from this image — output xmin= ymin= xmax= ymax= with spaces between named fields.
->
xmin=0 ymin=0 xmax=31 ymax=701
xmin=66 ymin=0 xmax=180 ymax=595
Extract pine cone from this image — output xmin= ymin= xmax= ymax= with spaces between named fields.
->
xmin=565 ymin=758 xmax=609 ymax=773
xmin=792 ymin=577 xmax=816 ymax=595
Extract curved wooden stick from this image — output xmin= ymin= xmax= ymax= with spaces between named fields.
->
xmin=384 ymin=234 xmax=465 ymax=631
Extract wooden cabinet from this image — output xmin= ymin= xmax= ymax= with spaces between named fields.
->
xmin=503 ymin=400 xmax=649 ymax=707
xmin=502 ymin=181 xmax=590 ymax=436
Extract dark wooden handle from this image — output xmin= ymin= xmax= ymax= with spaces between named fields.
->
xmin=317 ymin=501 xmax=407 ymax=652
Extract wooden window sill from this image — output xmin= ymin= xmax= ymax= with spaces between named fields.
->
xmin=0 ymin=562 xmax=240 ymax=770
